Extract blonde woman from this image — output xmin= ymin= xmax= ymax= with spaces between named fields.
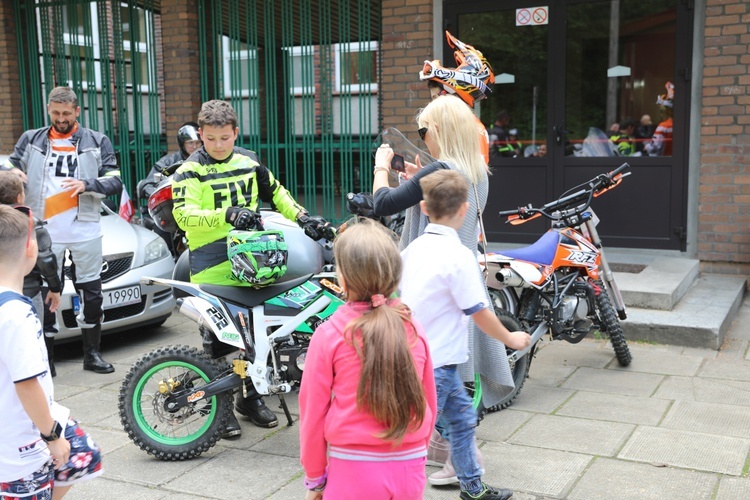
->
xmin=373 ymin=95 xmax=516 ymax=487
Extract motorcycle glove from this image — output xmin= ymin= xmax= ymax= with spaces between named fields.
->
xmin=226 ymin=207 xmax=261 ymax=230
xmin=297 ymin=212 xmax=335 ymax=241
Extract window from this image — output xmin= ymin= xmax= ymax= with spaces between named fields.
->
xmin=55 ymin=3 xmax=102 ymax=91
xmin=222 ymin=36 xmax=258 ymax=98
xmin=334 ymin=41 xmax=378 ymax=94
xmin=120 ymin=4 xmax=154 ymax=92
xmin=283 ymin=46 xmax=315 ymax=96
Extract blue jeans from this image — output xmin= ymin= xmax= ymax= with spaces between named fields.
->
xmin=434 ymin=365 xmax=483 ymax=494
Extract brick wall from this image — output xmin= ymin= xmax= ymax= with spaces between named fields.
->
xmin=699 ymin=0 xmax=750 ymax=275
xmin=161 ymin=0 xmax=202 ymax=151
xmin=380 ymin=0 xmax=434 ymax=144
xmin=0 ymin=0 xmax=23 ymax=153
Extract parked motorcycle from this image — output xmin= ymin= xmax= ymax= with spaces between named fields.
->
xmin=119 ymin=194 xmax=338 ymax=459
xmin=136 ymin=161 xmax=186 ymax=259
xmin=482 ymin=163 xmax=633 ymax=410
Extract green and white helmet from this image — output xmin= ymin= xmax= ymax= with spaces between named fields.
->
xmin=227 ymin=230 xmax=288 ymax=286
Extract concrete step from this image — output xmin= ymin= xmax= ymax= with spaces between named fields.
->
xmin=613 ymin=257 xmax=700 ymax=311
xmin=620 ymin=274 xmax=747 ymax=349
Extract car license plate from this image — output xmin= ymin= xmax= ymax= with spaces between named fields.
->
xmin=103 ymin=285 xmax=141 ymax=310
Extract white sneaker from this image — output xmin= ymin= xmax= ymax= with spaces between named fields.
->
xmin=426 ymin=429 xmax=450 ymax=466
xmin=427 ymin=444 xmax=484 ymax=486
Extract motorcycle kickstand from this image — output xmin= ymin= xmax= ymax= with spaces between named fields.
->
xmin=277 ymin=394 xmax=294 ymax=427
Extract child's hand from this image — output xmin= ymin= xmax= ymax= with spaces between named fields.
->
xmin=48 ymin=437 xmax=71 ymax=470
xmin=505 ymin=331 xmax=531 ymax=351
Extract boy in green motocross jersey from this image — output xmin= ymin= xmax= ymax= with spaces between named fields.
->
xmin=171 ymin=99 xmax=332 ymax=434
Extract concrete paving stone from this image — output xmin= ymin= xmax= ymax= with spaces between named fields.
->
xmin=53 ymin=383 xmax=89 ymax=400
xmin=249 ymin=424 xmax=303 ymax=458
xmin=505 ymin=384 xmax=575 ymax=414
xmin=509 ymin=414 xmax=634 ymax=456
xmin=618 ymin=426 xmax=750 ymax=475
xmin=476 ymin=409 xmax=534 ymax=442
xmin=561 ymin=366 xmax=664 ymax=397
xmin=59 ymin=385 xmax=120 ymax=424
xmin=531 ymin=339 xmax=614 ymax=368
xmin=680 ymin=346 xmax=718 ymax=359
xmin=481 ymin=441 xmax=592 ymax=498
xmin=267 ymin=480 xmax=313 ymax=500
xmin=726 ymin=298 xmax=750 ymax=341
xmin=65 ymin=477 xmax=176 ymax=500
xmin=568 ymin=457 xmax=718 ymax=500
xmin=653 ymin=376 xmax=750 ymax=407
xmin=524 ymin=362 xmax=577 ymax=387
xmin=83 ymin=425 xmax=133 ymax=456
xmin=100 ymin=443 xmax=216 ymax=486
xmin=717 ymin=476 xmax=750 ymax=499
xmin=607 ymin=348 xmax=703 ymax=376
xmin=92 ymin=411 xmax=125 ymax=432
xmin=698 ymin=357 xmax=750 ymax=381
xmin=556 ymin=391 xmax=670 ymax=426
xmin=716 ymin=339 xmax=750 ymax=360
xmin=53 ymin=366 xmax=123 ymax=389
xmin=661 ymin=400 xmax=750 ymax=439
xmin=162 ymin=448 xmax=302 ymax=499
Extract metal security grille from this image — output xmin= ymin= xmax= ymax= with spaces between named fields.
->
xmin=13 ymin=0 xmax=166 ymax=196
xmin=13 ymin=0 xmax=380 ymax=221
xmin=197 ymin=0 xmax=381 ymax=220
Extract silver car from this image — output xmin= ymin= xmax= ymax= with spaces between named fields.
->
xmin=53 ymin=205 xmax=176 ymax=341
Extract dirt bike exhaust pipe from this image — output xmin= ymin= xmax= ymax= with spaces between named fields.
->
xmin=496 ymin=268 xmax=525 ymax=288
xmin=176 ymin=298 xmax=217 ymax=335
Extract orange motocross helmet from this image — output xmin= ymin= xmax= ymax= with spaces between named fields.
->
xmin=419 ymin=31 xmax=495 ymax=108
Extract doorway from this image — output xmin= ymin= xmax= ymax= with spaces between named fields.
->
xmin=444 ymin=0 xmax=693 ymax=250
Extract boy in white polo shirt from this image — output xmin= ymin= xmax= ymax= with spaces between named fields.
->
xmin=401 ymin=170 xmax=530 ymax=500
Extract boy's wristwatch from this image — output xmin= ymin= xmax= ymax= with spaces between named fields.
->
xmin=40 ymin=421 xmax=63 ymax=442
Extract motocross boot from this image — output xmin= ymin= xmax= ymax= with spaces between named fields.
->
xmin=44 ymin=335 xmax=56 ymax=377
xmin=235 ymin=395 xmax=278 ymax=428
xmin=81 ymin=325 xmax=115 ymax=374
xmin=222 ymin=412 xmax=242 ymax=438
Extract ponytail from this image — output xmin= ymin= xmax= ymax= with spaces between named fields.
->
xmin=344 ymin=299 xmax=427 ymax=444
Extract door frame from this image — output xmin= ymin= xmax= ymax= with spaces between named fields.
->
xmin=443 ymin=0 xmax=694 ymax=251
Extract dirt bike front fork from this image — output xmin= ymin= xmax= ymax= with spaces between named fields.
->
xmin=583 ymin=219 xmax=627 ymax=320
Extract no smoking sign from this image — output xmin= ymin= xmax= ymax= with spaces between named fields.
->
xmin=516 ymin=6 xmax=549 ymax=26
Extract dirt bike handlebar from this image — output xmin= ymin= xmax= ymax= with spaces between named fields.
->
xmin=499 ymin=163 xmax=630 ymax=223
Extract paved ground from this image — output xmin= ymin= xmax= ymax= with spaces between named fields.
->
xmin=52 ymin=295 xmax=750 ymax=500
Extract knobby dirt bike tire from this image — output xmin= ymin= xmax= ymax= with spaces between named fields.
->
xmin=594 ymin=279 xmax=632 ymax=366
xmin=465 ymin=308 xmax=530 ymax=416
xmin=118 ymin=344 xmax=232 ymax=460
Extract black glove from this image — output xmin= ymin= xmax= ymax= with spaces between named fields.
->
xmin=297 ymin=213 xmax=335 ymax=241
xmin=225 ymin=207 xmax=261 ymax=230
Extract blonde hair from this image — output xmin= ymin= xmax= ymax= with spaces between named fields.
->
xmin=333 ymin=219 xmax=427 ymax=443
xmin=420 ymin=169 xmax=469 ymax=220
xmin=416 ymin=95 xmax=488 ymax=184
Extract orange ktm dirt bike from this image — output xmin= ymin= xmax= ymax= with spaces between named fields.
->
xmin=483 ymin=163 xmax=633 ymax=410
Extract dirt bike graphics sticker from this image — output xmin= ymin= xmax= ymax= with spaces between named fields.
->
xmin=266 ymin=281 xmax=323 ymax=310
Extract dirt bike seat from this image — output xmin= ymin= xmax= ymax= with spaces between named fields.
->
xmin=498 ymin=230 xmax=559 ymax=266
xmin=199 ymin=274 xmax=313 ymax=308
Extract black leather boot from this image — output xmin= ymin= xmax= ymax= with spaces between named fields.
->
xmin=222 ymin=411 xmax=242 ymax=438
xmin=235 ymin=395 xmax=278 ymax=428
xmin=81 ymin=325 xmax=114 ymax=374
xmin=44 ymin=335 xmax=56 ymax=377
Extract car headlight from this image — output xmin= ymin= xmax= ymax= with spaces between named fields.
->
xmin=143 ymin=237 xmax=171 ymax=265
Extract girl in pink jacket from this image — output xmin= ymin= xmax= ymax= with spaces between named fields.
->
xmin=299 ymin=219 xmax=437 ymax=499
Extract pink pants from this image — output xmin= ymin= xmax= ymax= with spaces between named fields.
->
xmin=324 ymin=456 xmax=426 ymax=499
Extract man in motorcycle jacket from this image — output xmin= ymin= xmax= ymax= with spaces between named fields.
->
xmin=2 ymin=86 xmax=121 ymax=376
xmin=172 ymin=99 xmax=332 ymax=434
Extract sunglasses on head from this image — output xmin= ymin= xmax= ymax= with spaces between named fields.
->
xmin=418 ymin=127 xmax=428 ymax=141
xmin=13 ymin=205 xmax=34 ymax=249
